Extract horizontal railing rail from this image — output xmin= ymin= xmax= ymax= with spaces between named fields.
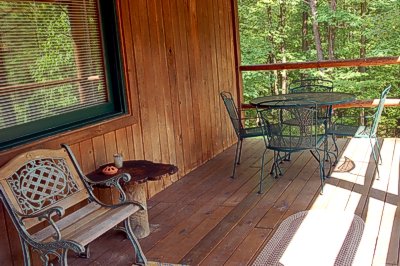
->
xmin=241 ymin=99 xmax=400 ymax=110
xmin=240 ymin=56 xmax=400 ymax=71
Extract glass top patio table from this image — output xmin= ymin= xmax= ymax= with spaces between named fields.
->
xmin=250 ymin=92 xmax=356 ymax=107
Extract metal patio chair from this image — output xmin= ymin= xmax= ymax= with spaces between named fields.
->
xmin=328 ymin=85 xmax=391 ymax=167
xmin=220 ymin=91 xmax=264 ymax=178
xmin=285 ymin=79 xmax=334 ymax=161
xmin=256 ymin=100 xmax=328 ymax=194
xmin=289 ymin=78 xmax=334 ymax=93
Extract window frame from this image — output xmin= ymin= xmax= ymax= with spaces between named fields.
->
xmin=0 ymin=0 xmax=129 ymax=151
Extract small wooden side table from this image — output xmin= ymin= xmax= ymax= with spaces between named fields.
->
xmin=87 ymin=160 xmax=178 ymax=239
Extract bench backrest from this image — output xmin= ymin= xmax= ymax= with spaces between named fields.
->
xmin=0 ymin=147 xmax=89 ymax=229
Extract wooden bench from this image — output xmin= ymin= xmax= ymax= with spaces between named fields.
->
xmin=0 ymin=144 xmax=147 ymax=265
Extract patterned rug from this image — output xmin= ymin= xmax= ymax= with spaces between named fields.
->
xmin=252 ymin=210 xmax=365 ymax=266
xmin=134 ymin=262 xmax=188 ymax=266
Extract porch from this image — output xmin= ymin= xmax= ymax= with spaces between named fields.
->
xmin=68 ymin=137 xmax=400 ymax=265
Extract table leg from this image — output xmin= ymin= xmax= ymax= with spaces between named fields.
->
xmin=124 ymin=182 xmax=150 ymax=239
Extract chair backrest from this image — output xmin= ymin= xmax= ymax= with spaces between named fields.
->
xmin=289 ymin=78 xmax=333 ymax=93
xmin=220 ymin=91 xmax=242 ymax=137
xmin=370 ymin=85 xmax=391 ymax=136
xmin=0 ymin=147 xmax=89 ymax=229
xmin=256 ymin=100 xmax=323 ymax=151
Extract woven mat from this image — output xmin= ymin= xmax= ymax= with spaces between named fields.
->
xmin=252 ymin=210 xmax=364 ymax=266
xmin=135 ymin=262 xmax=188 ymax=266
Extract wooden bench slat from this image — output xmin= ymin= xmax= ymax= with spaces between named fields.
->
xmin=32 ymin=201 xmax=102 ymax=241
xmin=67 ymin=204 xmax=139 ymax=246
xmin=33 ymin=202 xmax=139 ymax=247
xmin=24 ymin=190 xmax=89 ymax=230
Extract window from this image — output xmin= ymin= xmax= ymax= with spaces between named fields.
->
xmin=0 ymin=0 xmax=126 ymax=150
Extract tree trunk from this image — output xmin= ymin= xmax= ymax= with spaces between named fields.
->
xmin=359 ymin=0 xmax=367 ymax=72
xmin=279 ymin=1 xmax=287 ymax=94
xmin=308 ymin=0 xmax=324 ymax=61
xmin=266 ymin=5 xmax=279 ymax=95
xmin=327 ymin=0 xmax=336 ymax=60
xmin=301 ymin=11 xmax=309 ymax=80
xmin=302 ymin=11 xmax=309 ymax=52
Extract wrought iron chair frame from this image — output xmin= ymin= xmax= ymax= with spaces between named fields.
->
xmin=220 ymin=91 xmax=264 ymax=178
xmin=256 ymin=100 xmax=329 ymax=194
xmin=328 ymin=85 xmax=391 ymax=167
xmin=288 ymin=78 xmax=334 ymax=93
xmin=286 ymin=79 xmax=334 ymax=161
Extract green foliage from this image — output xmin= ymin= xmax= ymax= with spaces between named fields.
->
xmin=0 ymin=2 xmax=80 ymax=128
xmin=238 ymin=0 xmax=400 ymax=136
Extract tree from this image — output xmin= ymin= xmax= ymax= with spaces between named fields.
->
xmin=308 ymin=0 xmax=324 ymax=61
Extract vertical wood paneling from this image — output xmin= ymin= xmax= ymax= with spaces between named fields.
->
xmin=0 ymin=1 xmax=237 ymax=264
xmin=79 ymin=139 xmax=95 ymax=174
xmin=174 ymin=0 xmax=196 ymax=172
xmin=92 ymin=136 xmax=107 ymax=168
xmin=4 ymin=214 xmax=23 ymax=265
xmin=160 ymin=0 xmax=182 ymax=183
xmin=0 ymin=204 xmax=12 ymax=265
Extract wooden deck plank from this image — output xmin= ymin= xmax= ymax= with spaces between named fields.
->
xmin=353 ymin=138 xmax=396 ymax=266
xmin=223 ymin=227 xmax=272 ymax=266
xmin=198 ymin=148 xmax=322 ymax=265
xmin=385 ymin=138 xmax=400 ymax=265
xmin=146 ymin=206 xmax=233 ymax=262
xmin=181 ymin=149 xmax=314 ymax=264
xmin=256 ymin=150 xmax=318 ymax=229
xmin=140 ymin=140 xmax=263 ymax=252
xmin=65 ymin=138 xmax=400 ymax=266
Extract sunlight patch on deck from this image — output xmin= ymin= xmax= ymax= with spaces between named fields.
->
xmin=353 ymin=197 xmax=385 ymax=266
xmin=372 ymin=201 xmax=397 ymax=265
xmin=311 ymin=183 xmax=361 ymax=213
xmin=372 ymin=138 xmax=397 ymax=194
xmin=387 ymin=139 xmax=400 ymax=196
xmin=279 ymin=210 xmax=355 ymax=266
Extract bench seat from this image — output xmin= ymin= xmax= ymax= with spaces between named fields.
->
xmin=33 ymin=202 xmax=140 ymax=246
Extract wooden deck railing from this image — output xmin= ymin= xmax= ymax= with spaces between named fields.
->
xmin=241 ymin=99 xmax=400 ymax=110
xmin=240 ymin=56 xmax=399 ymax=71
xmin=239 ymin=56 xmax=400 ymax=110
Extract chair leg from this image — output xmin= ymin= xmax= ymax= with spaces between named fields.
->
xmin=331 ymin=135 xmax=339 ymax=165
xmin=375 ymin=137 xmax=383 ymax=164
xmin=124 ymin=219 xmax=147 ymax=265
xmin=311 ymin=149 xmax=325 ymax=194
xmin=259 ymin=149 xmax=268 ymax=194
xmin=284 ymin=152 xmax=291 ymax=161
xmin=270 ymin=151 xmax=282 ymax=178
xmin=60 ymin=249 xmax=69 ymax=266
xmin=20 ymin=237 xmax=31 ymax=266
xmin=237 ymin=139 xmax=244 ymax=165
xmin=318 ymin=151 xmax=326 ymax=195
xmin=78 ymin=245 xmax=90 ymax=258
xmin=232 ymin=140 xmax=241 ymax=178
xmin=370 ymin=137 xmax=382 ymax=180
xmin=370 ymin=137 xmax=379 ymax=167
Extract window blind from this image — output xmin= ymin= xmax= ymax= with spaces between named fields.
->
xmin=0 ymin=0 xmax=108 ymax=131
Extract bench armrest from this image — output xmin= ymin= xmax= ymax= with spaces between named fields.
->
xmin=84 ymin=173 xmax=146 ymax=210
xmin=86 ymin=173 xmax=131 ymax=203
xmin=19 ymin=206 xmax=65 ymax=241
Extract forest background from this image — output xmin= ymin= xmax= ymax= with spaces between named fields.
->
xmin=238 ymin=0 xmax=400 ymax=136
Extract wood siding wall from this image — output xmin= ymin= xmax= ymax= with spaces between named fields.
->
xmin=0 ymin=0 xmax=238 ymax=264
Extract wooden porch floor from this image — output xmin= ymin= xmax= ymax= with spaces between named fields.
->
xmin=69 ymin=137 xmax=400 ymax=265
